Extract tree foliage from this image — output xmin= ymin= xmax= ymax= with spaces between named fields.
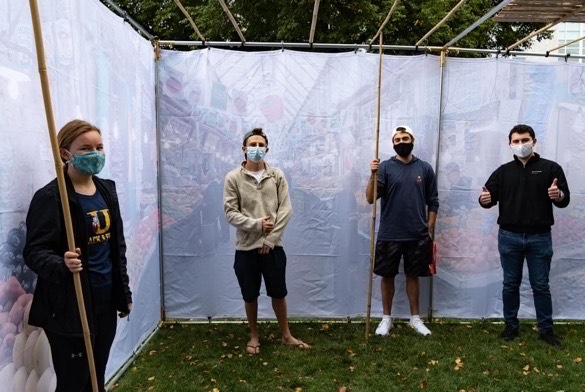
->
xmin=106 ymin=0 xmax=553 ymax=55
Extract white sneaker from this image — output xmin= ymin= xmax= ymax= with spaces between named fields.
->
xmin=375 ymin=317 xmax=393 ymax=336
xmin=409 ymin=318 xmax=431 ymax=336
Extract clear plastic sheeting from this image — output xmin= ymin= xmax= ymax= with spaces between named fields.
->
xmin=159 ymin=49 xmax=585 ymax=321
xmin=0 ymin=0 xmax=160 ymax=381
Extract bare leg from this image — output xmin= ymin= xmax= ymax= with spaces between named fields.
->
xmin=272 ymin=297 xmax=311 ymax=348
xmin=405 ymin=275 xmax=420 ymax=315
xmin=244 ymin=300 xmax=260 ymax=354
xmin=381 ymin=275 xmax=396 ymax=316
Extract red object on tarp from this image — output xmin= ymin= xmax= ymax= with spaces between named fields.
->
xmin=429 ymin=241 xmax=438 ymax=275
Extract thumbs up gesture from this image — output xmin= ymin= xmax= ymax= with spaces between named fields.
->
xmin=548 ymin=178 xmax=563 ymax=201
xmin=479 ymin=186 xmax=491 ymax=206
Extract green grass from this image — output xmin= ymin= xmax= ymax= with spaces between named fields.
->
xmin=112 ymin=320 xmax=585 ymax=391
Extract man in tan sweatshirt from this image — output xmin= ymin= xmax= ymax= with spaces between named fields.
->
xmin=224 ymin=128 xmax=311 ymax=355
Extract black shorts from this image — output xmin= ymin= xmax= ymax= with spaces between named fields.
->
xmin=374 ymin=237 xmax=432 ymax=277
xmin=234 ymin=246 xmax=288 ymax=302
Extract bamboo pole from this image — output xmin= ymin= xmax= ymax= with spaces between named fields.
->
xmin=365 ymin=32 xmax=383 ymax=341
xmin=547 ymin=35 xmax=585 ymax=55
xmin=28 ymin=1 xmax=98 ymax=391
xmin=173 ymin=0 xmax=206 ymax=42
xmin=370 ymin=0 xmax=400 ymax=44
xmin=309 ymin=0 xmax=321 ymax=45
xmin=416 ymin=0 xmax=468 ymax=46
xmin=442 ymin=0 xmax=511 ymax=51
xmin=506 ymin=6 xmax=585 ymax=52
xmin=217 ymin=0 xmax=246 ymax=43
xmin=428 ymin=50 xmax=447 ymax=323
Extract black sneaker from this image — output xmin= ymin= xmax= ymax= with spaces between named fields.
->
xmin=539 ymin=332 xmax=562 ymax=348
xmin=499 ymin=325 xmax=519 ymax=341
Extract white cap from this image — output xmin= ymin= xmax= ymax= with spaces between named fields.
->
xmin=392 ymin=125 xmax=414 ymax=138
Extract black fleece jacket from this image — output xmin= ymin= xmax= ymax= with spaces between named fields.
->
xmin=24 ymin=174 xmax=132 ymax=336
xmin=480 ymin=153 xmax=570 ymax=234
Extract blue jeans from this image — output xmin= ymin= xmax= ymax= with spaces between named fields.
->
xmin=498 ymin=228 xmax=554 ymax=333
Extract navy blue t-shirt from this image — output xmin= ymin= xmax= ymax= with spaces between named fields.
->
xmin=76 ymin=190 xmax=113 ymax=290
xmin=376 ymin=156 xmax=439 ymax=241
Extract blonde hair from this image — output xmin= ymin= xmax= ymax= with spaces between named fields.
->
xmin=57 ymin=120 xmax=101 ymax=162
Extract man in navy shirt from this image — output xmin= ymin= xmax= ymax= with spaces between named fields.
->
xmin=366 ymin=125 xmax=439 ymax=336
xmin=479 ymin=124 xmax=570 ymax=347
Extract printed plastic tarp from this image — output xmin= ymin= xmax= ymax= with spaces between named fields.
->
xmin=0 ymin=0 xmax=160 ymax=384
xmin=159 ymin=49 xmax=585 ymax=321
xmin=3 ymin=0 xmax=585 ymax=388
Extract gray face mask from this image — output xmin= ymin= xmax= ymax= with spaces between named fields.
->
xmin=511 ymin=143 xmax=533 ymax=158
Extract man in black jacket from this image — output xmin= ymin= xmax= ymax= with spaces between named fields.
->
xmin=479 ymin=124 xmax=570 ymax=347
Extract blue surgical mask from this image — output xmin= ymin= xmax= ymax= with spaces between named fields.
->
xmin=68 ymin=150 xmax=106 ymax=175
xmin=246 ymin=146 xmax=266 ymax=163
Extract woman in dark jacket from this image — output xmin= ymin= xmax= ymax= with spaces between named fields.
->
xmin=24 ymin=119 xmax=132 ymax=391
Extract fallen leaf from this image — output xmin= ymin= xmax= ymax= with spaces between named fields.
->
xmin=428 ymin=360 xmax=438 ymax=366
xmin=534 ymin=367 xmax=540 ymax=373
xmin=213 ymin=389 xmax=220 ymax=392
xmin=147 ymin=376 xmax=155 ymax=381
xmin=523 ymin=365 xmax=530 ymax=371
xmin=557 ymin=365 xmax=563 ymax=369
xmin=483 ymin=370 xmax=490 ymax=375
xmin=338 ymin=387 xmax=348 ymax=392
xmin=294 ymin=388 xmax=303 ymax=392
xmin=149 ymin=350 xmax=156 ymax=356
xmin=575 ymin=358 xmax=583 ymax=363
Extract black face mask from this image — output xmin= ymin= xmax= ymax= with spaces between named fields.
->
xmin=394 ymin=142 xmax=414 ymax=157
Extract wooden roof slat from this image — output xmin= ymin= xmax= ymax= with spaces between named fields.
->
xmin=494 ymin=0 xmax=585 ymax=23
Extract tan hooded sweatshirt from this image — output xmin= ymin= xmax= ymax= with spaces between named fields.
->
xmin=223 ymin=162 xmax=292 ymax=250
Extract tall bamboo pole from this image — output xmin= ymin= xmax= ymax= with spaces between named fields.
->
xmin=428 ymin=50 xmax=447 ymax=322
xmin=28 ymin=1 xmax=98 ymax=390
xmin=365 ymin=32 xmax=383 ymax=340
